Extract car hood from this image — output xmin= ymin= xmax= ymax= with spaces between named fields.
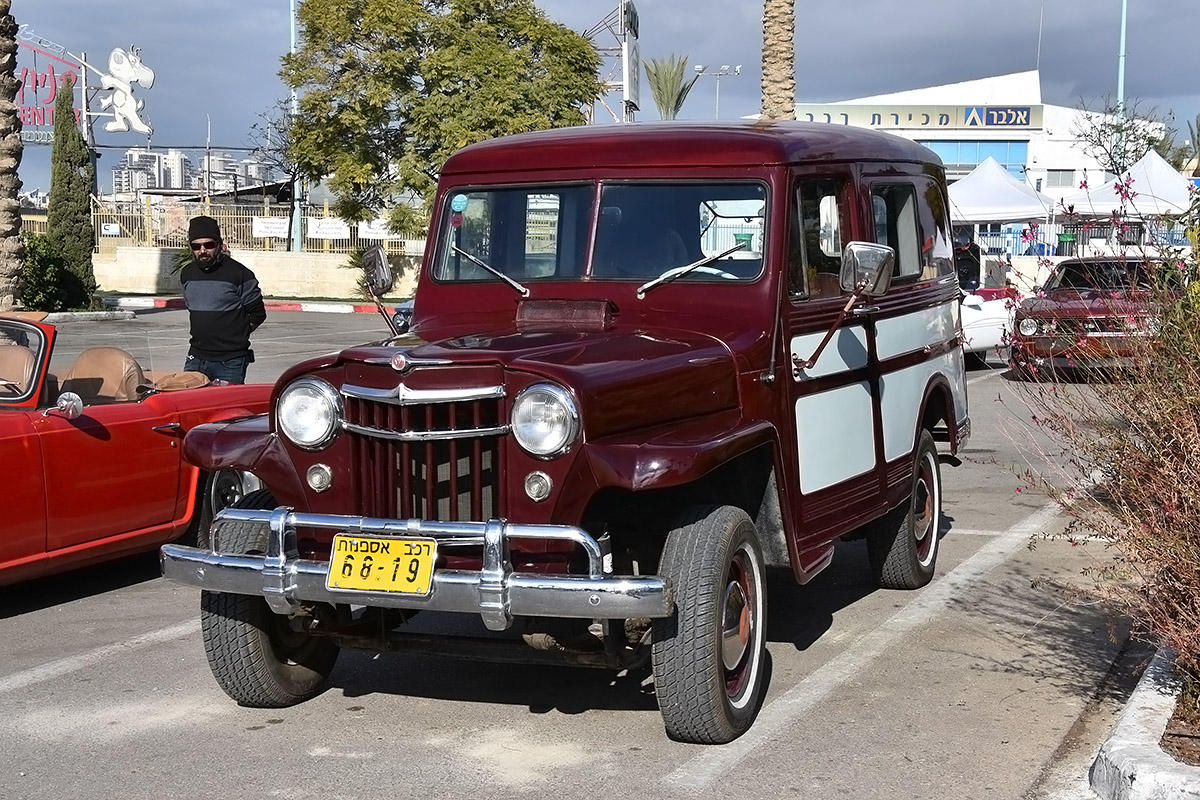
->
xmin=1017 ymin=290 xmax=1151 ymax=318
xmin=338 ymin=328 xmax=740 ymax=439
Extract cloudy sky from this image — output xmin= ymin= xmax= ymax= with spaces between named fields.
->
xmin=12 ymin=0 xmax=1200 ymax=193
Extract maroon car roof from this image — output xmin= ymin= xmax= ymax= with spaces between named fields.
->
xmin=440 ymin=121 xmax=942 ymax=175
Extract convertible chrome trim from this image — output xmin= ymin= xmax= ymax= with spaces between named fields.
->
xmin=161 ymin=507 xmax=673 ymax=631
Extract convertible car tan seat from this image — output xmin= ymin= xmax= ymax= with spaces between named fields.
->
xmin=59 ymin=347 xmax=146 ymax=404
xmin=0 ymin=345 xmax=36 ymax=396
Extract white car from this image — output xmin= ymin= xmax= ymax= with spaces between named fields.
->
xmin=959 ymin=288 xmax=1015 ymax=364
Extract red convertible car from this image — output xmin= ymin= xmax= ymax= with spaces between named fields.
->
xmin=0 ymin=312 xmax=270 ymax=586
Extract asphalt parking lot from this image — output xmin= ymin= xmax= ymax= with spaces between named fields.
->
xmin=0 ymin=310 xmax=1158 ymax=799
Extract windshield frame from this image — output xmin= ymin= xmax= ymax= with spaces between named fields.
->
xmin=429 ymin=179 xmax=770 ymax=287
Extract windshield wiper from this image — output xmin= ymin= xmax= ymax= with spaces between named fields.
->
xmin=451 ymin=245 xmax=529 ymax=297
xmin=636 ymin=241 xmax=747 ymax=299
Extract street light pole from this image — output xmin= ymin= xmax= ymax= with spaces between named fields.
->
xmin=694 ymin=64 xmax=742 ymax=119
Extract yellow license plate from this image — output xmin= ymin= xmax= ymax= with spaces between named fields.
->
xmin=326 ymin=534 xmax=437 ymax=595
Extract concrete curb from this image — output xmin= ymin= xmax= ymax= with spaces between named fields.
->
xmin=101 ymin=296 xmax=384 ymax=314
xmin=1091 ymin=649 xmax=1200 ymax=800
xmin=44 ymin=310 xmax=136 ymax=322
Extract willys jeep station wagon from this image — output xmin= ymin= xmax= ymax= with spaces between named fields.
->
xmin=162 ymin=122 xmax=970 ymax=744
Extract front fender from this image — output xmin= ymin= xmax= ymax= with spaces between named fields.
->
xmin=585 ymin=412 xmax=778 ymax=490
xmin=183 ymin=414 xmax=306 ymax=504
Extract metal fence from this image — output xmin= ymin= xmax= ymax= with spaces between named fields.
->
xmin=21 ymin=205 xmax=1193 ymax=262
xmin=21 ymin=201 xmax=426 ymax=258
xmin=975 ymin=220 xmax=1193 ymax=258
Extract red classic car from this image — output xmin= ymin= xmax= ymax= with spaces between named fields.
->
xmin=1009 ymin=257 xmax=1173 ymax=376
xmin=0 ymin=312 xmax=270 ymax=586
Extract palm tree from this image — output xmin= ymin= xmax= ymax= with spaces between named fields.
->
xmin=0 ymin=0 xmax=23 ymax=311
xmin=760 ymin=0 xmax=796 ymax=121
xmin=1187 ymin=113 xmax=1200 ymax=177
xmin=644 ymin=55 xmax=700 ymax=120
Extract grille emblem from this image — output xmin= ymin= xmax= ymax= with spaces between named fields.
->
xmin=391 ymin=352 xmax=410 ymax=373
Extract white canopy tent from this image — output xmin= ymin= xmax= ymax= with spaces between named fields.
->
xmin=1058 ymin=149 xmax=1193 ymax=219
xmin=947 ymin=157 xmax=1055 ymax=224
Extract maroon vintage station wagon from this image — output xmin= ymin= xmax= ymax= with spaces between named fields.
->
xmin=162 ymin=122 xmax=970 ymax=744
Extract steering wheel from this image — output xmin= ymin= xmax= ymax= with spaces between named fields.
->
xmin=660 ymin=264 xmax=739 ymax=281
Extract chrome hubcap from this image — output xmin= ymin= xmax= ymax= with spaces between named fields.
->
xmin=721 ymin=579 xmax=750 ymax=671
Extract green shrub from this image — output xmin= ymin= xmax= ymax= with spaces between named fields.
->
xmin=20 ymin=233 xmax=68 ymax=312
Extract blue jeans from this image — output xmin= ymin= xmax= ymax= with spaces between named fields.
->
xmin=185 ymin=353 xmax=250 ymax=384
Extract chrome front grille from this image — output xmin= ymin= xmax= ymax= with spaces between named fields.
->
xmin=342 ymin=383 xmax=507 ymax=521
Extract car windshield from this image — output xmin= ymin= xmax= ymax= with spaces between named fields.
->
xmin=431 ymin=182 xmax=767 ymax=284
xmin=1045 ymin=260 xmax=1171 ymax=291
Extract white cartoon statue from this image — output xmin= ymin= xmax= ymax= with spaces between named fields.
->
xmin=98 ymin=46 xmax=155 ymax=135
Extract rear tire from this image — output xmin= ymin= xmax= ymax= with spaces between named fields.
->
xmin=651 ymin=505 xmax=767 ymax=744
xmin=867 ymin=429 xmax=942 ymax=589
xmin=200 ymin=489 xmax=339 ymax=707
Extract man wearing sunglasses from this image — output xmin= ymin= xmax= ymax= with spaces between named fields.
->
xmin=179 ymin=215 xmax=267 ymax=384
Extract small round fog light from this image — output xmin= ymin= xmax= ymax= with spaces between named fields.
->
xmin=524 ymin=471 xmax=552 ymax=502
xmin=307 ymin=463 xmax=334 ymax=493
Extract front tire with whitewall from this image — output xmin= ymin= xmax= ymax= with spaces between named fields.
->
xmin=651 ymin=505 xmax=768 ymax=744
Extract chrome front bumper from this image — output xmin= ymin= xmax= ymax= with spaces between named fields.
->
xmin=160 ymin=507 xmax=673 ymax=632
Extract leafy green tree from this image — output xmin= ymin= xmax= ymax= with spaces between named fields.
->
xmin=282 ymin=0 xmax=603 ymax=235
xmin=0 ymin=0 xmax=23 ymax=311
xmin=643 ymin=55 xmax=699 ymax=120
xmin=46 ymin=73 xmax=96 ymax=308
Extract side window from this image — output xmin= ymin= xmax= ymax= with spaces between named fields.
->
xmin=871 ymin=184 xmax=920 ymax=279
xmin=790 ymin=177 xmax=847 ymax=298
xmin=918 ymin=177 xmax=954 ymax=279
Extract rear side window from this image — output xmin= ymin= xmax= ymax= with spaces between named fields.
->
xmin=871 ymin=184 xmax=920 ymax=279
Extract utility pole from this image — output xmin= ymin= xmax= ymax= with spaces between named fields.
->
xmin=79 ymin=51 xmax=99 ymax=198
xmin=1115 ymin=0 xmax=1128 ymax=171
xmin=289 ymin=0 xmax=305 ymax=251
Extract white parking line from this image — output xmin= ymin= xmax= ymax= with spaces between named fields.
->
xmin=661 ymin=501 xmax=1063 ymax=792
xmin=0 ymin=620 xmax=198 ymax=695
xmin=967 ymin=367 xmax=1008 ymax=386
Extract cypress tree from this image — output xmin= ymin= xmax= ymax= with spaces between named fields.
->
xmin=46 ymin=72 xmax=96 ymax=307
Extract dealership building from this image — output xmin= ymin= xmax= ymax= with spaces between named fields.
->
xmin=795 ymin=70 xmax=1109 ymax=205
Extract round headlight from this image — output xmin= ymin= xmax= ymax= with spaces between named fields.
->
xmin=277 ymin=378 xmax=342 ymax=450
xmin=511 ymin=384 xmax=579 ymax=458
xmin=1017 ymin=318 xmax=1040 ymax=337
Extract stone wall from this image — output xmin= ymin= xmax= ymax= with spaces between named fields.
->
xmin=92 ymin=247 xmax=420 ymax=300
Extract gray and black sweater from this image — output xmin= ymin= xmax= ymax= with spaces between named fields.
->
xmin=179 ymin=254 xmax=267 ymax=360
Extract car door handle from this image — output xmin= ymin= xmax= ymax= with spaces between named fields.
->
xmin=152 ymin=422 xmax=183 ymax=436
xmin=851 ymin=305 xmax=881 ymax=317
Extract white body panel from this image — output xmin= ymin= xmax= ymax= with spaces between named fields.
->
xmin=789 ymin=298 xmax=967 ymax=494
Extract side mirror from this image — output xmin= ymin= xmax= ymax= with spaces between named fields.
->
xmin=45 ymin=391 xmax=83 ymax=419
xmin=840 ymin=242 xmax=894 ymax=296
xmin=362 ymin=245 xmax=394 ymax=297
